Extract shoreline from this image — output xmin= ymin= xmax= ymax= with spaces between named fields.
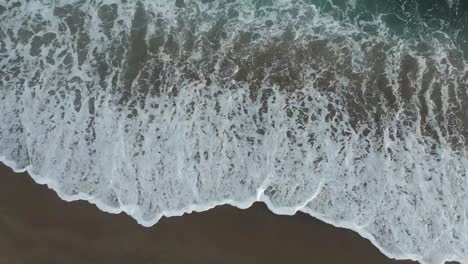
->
xmin=0 ymin=161 xmax=447 ymax=264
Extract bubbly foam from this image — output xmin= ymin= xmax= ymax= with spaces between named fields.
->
xmin=0 ymin=1 xmax=467 ymax=263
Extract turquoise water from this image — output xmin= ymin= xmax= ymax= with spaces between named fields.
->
xmin=0 ymin=1 xmax=467 ymax=264
xmin=313 ymin=0 xmax=468 ymax=57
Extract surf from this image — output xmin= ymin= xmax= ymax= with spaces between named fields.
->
xmin=0 ymin=1 xmax=467 ymax=263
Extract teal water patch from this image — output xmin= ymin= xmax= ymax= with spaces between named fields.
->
xmin=308 ymin=0 xmax=467 ymax=56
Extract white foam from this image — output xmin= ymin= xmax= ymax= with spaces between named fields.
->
xmin=0 ymin=1 xmax=467 ymax=264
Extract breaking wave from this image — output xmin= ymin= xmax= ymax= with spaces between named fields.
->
xmin=1 ymin=0 xmax=467 ymax=263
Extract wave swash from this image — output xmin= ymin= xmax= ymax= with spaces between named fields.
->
xmin=1 ymin=0 xmax=468 ymax=263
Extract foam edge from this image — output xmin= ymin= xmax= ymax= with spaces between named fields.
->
xmin=0 ymin=158 xmax=462 ymax=264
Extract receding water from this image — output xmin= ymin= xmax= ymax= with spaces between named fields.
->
xmin=0 ymin=1 xmax=467 ymax=263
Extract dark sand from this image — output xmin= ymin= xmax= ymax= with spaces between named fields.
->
xmin=0 ymin=163 xmax=452 ymax=264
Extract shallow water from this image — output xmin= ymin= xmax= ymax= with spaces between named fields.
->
xmin=0 ymin=1 xmax=467 ymax=263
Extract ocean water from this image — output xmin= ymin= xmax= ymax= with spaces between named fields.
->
xmin=0 ymin=0 xmax=467 ymax=263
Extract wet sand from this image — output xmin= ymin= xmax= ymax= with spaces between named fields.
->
xmin=0 ymin=163 xmax=450 ymax=264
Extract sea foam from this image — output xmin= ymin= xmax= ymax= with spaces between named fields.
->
xmin=0 ymin=1 xmax=467 ymax=263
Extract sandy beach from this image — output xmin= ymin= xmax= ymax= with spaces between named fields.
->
xmin=0 ymin=163 xmax=430 ymax=264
